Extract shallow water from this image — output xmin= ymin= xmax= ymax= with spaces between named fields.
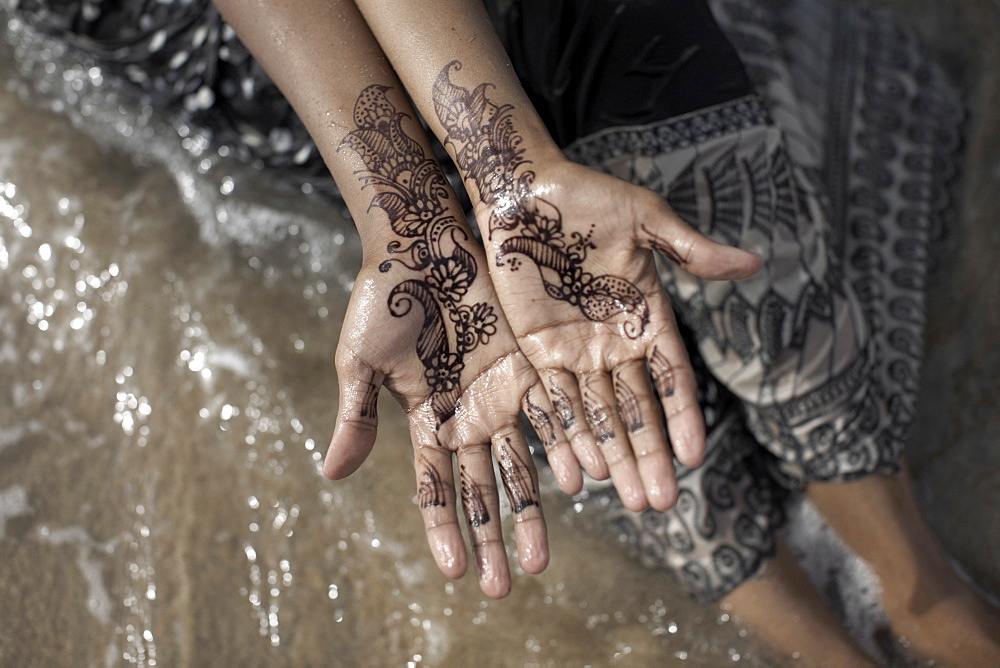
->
xmin=0 ymin=3 xmax=998 ymax=666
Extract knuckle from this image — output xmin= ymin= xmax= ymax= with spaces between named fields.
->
xmin=423 ymin=515 xmax=460 ymax=531
xmin=457 ymin=441 xmax=491 ymax=458
xmin=598 ymin=441 xmax=631 ymax=467
xmin=490 ymin=423 xmax=520 ymax=444
xmin=665 ymin=401 xmax=695 ymax=419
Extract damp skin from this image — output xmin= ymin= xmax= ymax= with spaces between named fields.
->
xmin=210 ymin=0 xmax=558 ymax=598
xmin=433 ymin=61 xmax=651 ymax=340
xmin=347 ymin=0 xmax=762 ymax=512
xmin=332 ymin=82 xmax=554 ymax=594
xmin=423 ymin=57 xmax=759 ymax=512
xmin=338 ymin=83 xmax=500 ymax=424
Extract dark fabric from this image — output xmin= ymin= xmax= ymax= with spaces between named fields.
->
xmin=14 ymin=0 xmax=332 ymax=192
xmin=500 ymin=0 xmax=755 ymax=146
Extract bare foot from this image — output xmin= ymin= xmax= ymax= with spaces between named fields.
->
xmin=808 ymin=466 xmax=1000 ymax=666
xmin=723 ymin=540 xmax=876 ymax=666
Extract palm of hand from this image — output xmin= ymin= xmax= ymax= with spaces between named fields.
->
xmin=333 ymin=255 xmax=547 ymax=598
xmin=326 ymin=84 xmax=548 ymax=598
xmin=433 ymin=62 xmax=760 ymax=511
xmin=480 ymin=161 xmax=711 ymax=511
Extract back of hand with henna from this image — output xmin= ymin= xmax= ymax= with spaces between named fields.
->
xmin=430 ymin=61 xmax=762 ymax=513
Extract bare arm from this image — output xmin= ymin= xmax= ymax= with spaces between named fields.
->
xmin=351 ymin=0 xmax=561 ymax=169
xmin=213 ymin=0 xmax=551 ymax=598
xmin=353 ymin=0 xmax=763 ymax=512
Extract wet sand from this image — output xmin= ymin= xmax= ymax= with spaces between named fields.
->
xmin=1 ymin=2 xmax=998 ymax=666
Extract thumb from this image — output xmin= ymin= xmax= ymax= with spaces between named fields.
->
xmin=324 ymin=347 xmax=385 ymax=480
xmin=637 ymin=203 xmax=762 ymax=281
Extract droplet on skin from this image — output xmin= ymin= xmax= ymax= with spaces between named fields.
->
xmin=433 ymin=537 xmax=459 ymax=573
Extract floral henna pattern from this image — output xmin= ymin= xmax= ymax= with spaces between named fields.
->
xmin=460 ymin=464 xmax=491 ymax=527
xmin=340 ymin=85 xmax=498 ymax=423
xmin=496 ymin=437 xmax=539 ymax=514
xmin=649 ymin=346 xmax=676 ymax=398
xmin=432 ymin=61 xmax=650 ymax=339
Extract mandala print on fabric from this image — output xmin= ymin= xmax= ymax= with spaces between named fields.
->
xmin=562 ymin=0 xmax=961 ymax=603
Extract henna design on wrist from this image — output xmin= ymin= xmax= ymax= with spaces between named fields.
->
xmin=549 ymin=381 xmax=575 ymax=430
xmin=523 ymin=387 xmax=556 ymax=447
xmin=496 ymin=437 xmax=539 ymax=514
xmin=582 ymin=384 xmax=615 ymax=443
xmin=341 ymin=85 xmax=498 ymax=423
xmin=432 ymin=61 xmax=649 ymax=339
xmin=649 ymin=346 xmax=676 ymax=398
xmin=459 ymin=464 xmax=491 ymax=527
xmin=417 ymin=458 xmax=447 ymax=508
xmin=359 ymin=368 xmax=379 ymax=419
xmin=613 ymin=370 xmax=645 ymax=434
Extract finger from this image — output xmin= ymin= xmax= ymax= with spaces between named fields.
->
xmin=492 ymin=427 xmax=549 ymax=574
xmin=613 ymin=360 xmax=678 ymax=511
xmin=636 ymin=199 xmax=762 ymax=280
xmin=412 ymin=429 xmax=467 ymax=580
xmin=522 ymin=384 xmax=583 ymax=494
xmin=580 ymin=372 xmax=648 ymax=512
xmin=457 ymin=442 xmax=511 ymax=599
xmin=648 ymin=340 xmax=706 ymax=469
xmin=324 ymin=349 xmax=384 ymax=480
xmin=539 ymin=370 xmax=609 ymax=481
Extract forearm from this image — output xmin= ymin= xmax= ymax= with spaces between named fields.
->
xmin=213 ymin=0 xmax=433 ymax=252
xmin=352 ymin=0 xmax=565 ymax=214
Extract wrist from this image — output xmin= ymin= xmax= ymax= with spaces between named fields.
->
xmin=427 ymin=59 xmax=569 ymax=242
xmin=465 ymin=151 xmax=574 ymax=249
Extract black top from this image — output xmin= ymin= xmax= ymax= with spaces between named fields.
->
xmin=498 ymin=0 xmax=754 ymax=146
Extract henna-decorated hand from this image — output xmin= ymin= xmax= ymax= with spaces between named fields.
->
xmin=432 ymin=63 xmax=762 ymax=512
xmin=323 ymin=85 xmax=555 ymax=599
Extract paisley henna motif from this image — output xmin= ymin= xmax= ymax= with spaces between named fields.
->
xmin=549 ymin=381 xmax=575 ymax=430
xmin=583 ymin=385 xmax=615 ymax=443
xmin=340 ymin=85 xmax=497 ymax=423
xmin=432 ymin=62 xmax=649 ymax=339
